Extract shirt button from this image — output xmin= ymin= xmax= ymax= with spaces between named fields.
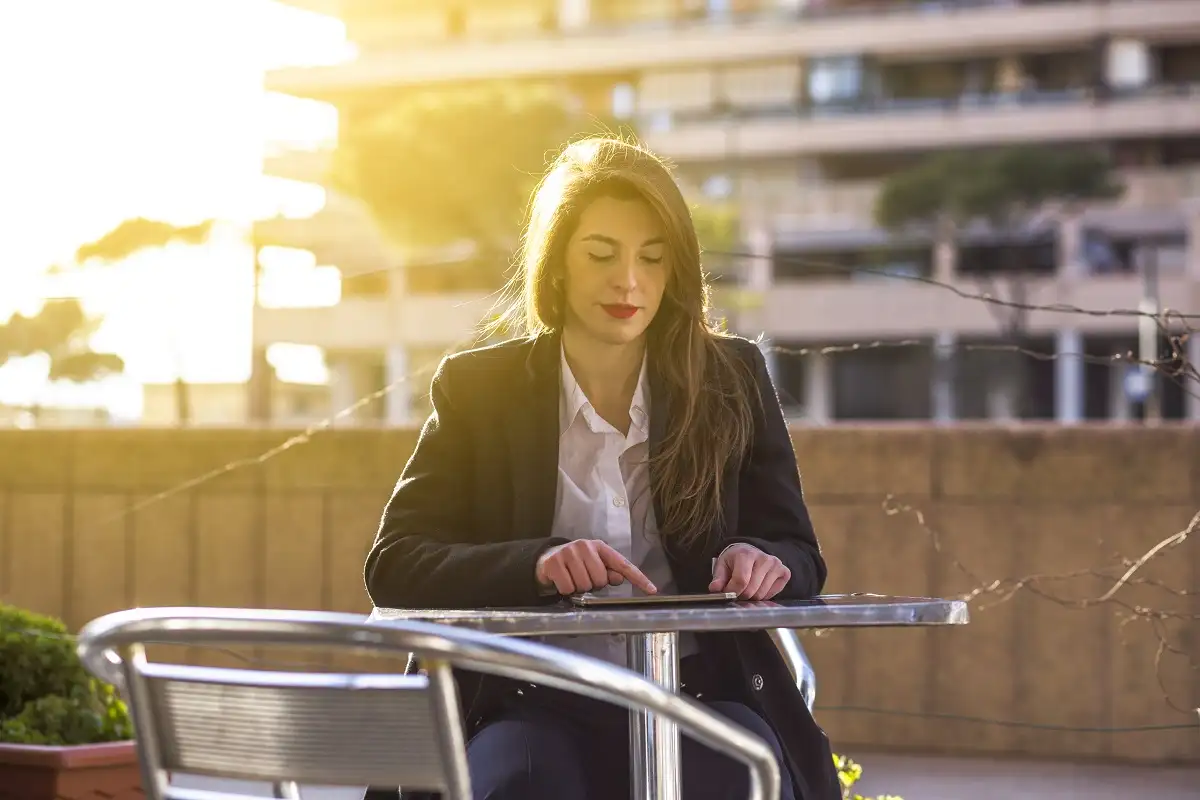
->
xmin=751 ymin=674 xmax=765 ymax=691
xmin=613 ymin=496 xmax=626 ymax=508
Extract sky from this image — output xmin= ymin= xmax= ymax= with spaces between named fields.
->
xmin=0 ymin=0 xmax=347 ymax=415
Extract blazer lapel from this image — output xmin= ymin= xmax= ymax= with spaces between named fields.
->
xmin=506 ymin=332 xmax=561 ymax=541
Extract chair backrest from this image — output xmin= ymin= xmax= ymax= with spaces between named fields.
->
xmin=132 ymin=661 xmax=454 ymax=791
xmin=77 ymin=607 xmax=781 ymax=800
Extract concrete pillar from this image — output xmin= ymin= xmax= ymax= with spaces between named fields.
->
xmin=735 ymin=226 xmax=774 ymax=335
xmin=933 ymin=238 xmax=956 ymax=285
xmin=986 ymin=384 xmax=1016 ymax=422
xmin=1058 ymin=215 xmax=1086 ymax=279
xmin=1187 ymin=200 xmax=1200 ymax=280
xmin=1187 ymin=331 xmax=1200 ymax=422
xmin=248 ymin=346 xmax=272 ymax=424
xmin=756 ymin=336 xmax=779 ymax=387
xmin=247 ymin=244 xmax=272 ymax=424
xmin=804 ymin=350 xmax=831 ymax=425
xmin=328 ymin=354 xmax=359 ymax=426
xmin=745 ymin=227 xmax=773 ymax=292
xmin=932 ymin=331 xmax=956 ymax=424
xmin=385 ymin=345 xmax=412 ymax=426
xmin=1107 ymin=348 xmax=1134 ymax=422
xmin=1055 ymin=329 xmax=1085 ymax=424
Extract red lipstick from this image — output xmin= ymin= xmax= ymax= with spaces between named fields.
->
xmin=601 ymin=304 xmax=638 ymax=319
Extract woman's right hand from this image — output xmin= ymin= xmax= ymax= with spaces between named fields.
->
xmin=535 ymin=539 xmax=658 ymax=596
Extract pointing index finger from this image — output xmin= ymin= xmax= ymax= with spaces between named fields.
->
xmin=597 ymin=543 xmax=657 ymax=594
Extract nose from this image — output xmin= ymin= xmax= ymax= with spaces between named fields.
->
xmin=610 ymin=253 xmax=639 ymax=292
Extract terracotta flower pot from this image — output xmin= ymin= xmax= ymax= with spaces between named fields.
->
xmin=0 ymin=741 xmax=142 ymax=800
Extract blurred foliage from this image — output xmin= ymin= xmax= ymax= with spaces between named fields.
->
xmin=694 ymin=203 xmax=742 ymax=327
xmin=692 ymin=202 xmax=740 ymax=257
xmin=874 ymin=145 xmax=1123 ymax=232
xmin=75 ymin=218 xmax=214 ymax=263
xmin=873 ymin=145 xmax=1123 ymax=419
xmin=330 ymin=83 xmax=631 ymax=253
xmin=0 ymin=603 xmax=133 ymax=746
xmin=0 ymin=298 xmax=124 ymax=383
xmin=835 ymin=753 xmax=902 ymax=800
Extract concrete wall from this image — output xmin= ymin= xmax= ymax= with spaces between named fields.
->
xmin=0 ymin=426 xmax=1196 ymax=764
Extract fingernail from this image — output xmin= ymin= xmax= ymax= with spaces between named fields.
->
xmin=647 ymin=583 xmax=657 ymax=593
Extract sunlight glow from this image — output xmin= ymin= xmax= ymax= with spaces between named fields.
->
xmin=0 ymin=0 xmax=347 ymax=414
xmin=268 ymin=342 xmax=330 ymax=384
xmin=257 ymin=177 xmax=330 ymax=220
xmin=263 ymin=92 xmax=341 ymax=155
xmin=258 ymin=244 xmax=343 ymax=309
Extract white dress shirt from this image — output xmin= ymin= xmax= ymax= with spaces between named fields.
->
xmin=548 ymin=346 xmax=700 ymax=669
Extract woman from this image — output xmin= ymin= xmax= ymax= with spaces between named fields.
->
xmin=364 ymin=137 xmax=839 ymax=800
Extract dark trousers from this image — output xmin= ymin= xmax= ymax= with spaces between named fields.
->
xmin=466 ymin=655 xmax=796 ymax=800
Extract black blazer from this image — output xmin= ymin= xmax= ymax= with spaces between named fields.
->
xmin=364 ymin=332 xmax=840 ymax=800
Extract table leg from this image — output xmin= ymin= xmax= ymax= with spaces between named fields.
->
xmin=627 ymin=632 xmax=681 ymax=800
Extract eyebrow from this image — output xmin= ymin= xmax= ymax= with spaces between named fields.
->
xmin=581 ymin=233 xmax=665 ymax=247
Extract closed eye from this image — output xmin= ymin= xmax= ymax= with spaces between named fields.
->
xmin=587 ymin=252 xmax=615 ymax=263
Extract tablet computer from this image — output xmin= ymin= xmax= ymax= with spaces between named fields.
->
xmin=568 ymin=591 xmax=738 ymax=608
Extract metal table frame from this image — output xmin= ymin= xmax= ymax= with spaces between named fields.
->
xmin=370 ymin=594 xmax=969 ymax=800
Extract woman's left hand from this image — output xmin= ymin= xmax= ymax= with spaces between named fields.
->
xmin=709 ymin=543 xmax=791 ymax=600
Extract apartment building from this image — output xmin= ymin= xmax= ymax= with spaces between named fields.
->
xmin=255 ymin=0 xmax=1200 ymax=425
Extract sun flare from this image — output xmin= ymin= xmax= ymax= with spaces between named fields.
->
xmin=0 ymin=0 xmax=347 ymax=415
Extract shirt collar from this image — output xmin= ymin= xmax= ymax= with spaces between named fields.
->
xmin=559 ymin=345 xmax=651 ymax=436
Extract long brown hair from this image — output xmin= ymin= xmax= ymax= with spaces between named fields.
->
xmin=494 ymin=135 xmax=759 ymax=546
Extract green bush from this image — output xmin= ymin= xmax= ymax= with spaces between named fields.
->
xmin=835 ymin=753 xmax=902 ymax=800
xmin=0 ymin=603 xmax=133 ymax=745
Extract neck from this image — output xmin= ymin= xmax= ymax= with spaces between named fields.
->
xmin=561 ymin=327 xmax=645 ymax=409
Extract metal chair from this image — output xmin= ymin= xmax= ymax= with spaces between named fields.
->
xmin=768 ymin=628 xmax=817 ymax=712
xmin=77 ymin=606 xmax=782 ymax=800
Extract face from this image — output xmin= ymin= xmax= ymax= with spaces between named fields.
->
xmin=561 ymin=194 xmax=668 ymax=347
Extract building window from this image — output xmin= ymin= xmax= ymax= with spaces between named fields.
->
xmin=1106 ymin=39 xmax=1151 ymax=90
xmin=611 ymin=82 xmax=636 ymax=119
xmin=808 ymin=55 xmax=863 ymax=107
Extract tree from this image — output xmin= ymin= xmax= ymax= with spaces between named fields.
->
xmin=875 ymin=146 xmax=1123 ymax=418
xmin=691 ymin=202 xmax=743 ymax=325
xmin=330 ymin=83 xmax=629 ymax=259
xmin=74 ymin=218 xmax=215 ymax=425
xmin=0 ymin=298 xmax=124 ymax=421
xmin=693 ymin=202 xmax=740 ymax=268
xmin=74 ymin=218 xmax=213 ymax=263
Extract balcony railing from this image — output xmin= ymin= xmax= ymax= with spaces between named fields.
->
xmin=255 ymin=148 xmax=1199 ymax=266
xmin=641 ymin=82 xmax=1200 ymax=160
xmin=253 ymin=291 xmax=496 ymax=349
xmin=344 ymin=1 xmax=1093 ymax=46
xmin=760 ymin=270 xmax=1200 ymax=340
xmin=764 ymin=166 xmax=1200 ymax=233
xmin=566 ymin=0 xmax=1024 ymax=37
xmin=639 ymin=82 xmax=1200 ymax=131
xmin=263 ymin=82 xmax=1200 ymax=187
xmin=269 ymin=1 xmax=1200 ymax=95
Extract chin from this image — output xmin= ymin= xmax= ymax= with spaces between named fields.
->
xmin=589 ymin=319 xmax=650 ymax=346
